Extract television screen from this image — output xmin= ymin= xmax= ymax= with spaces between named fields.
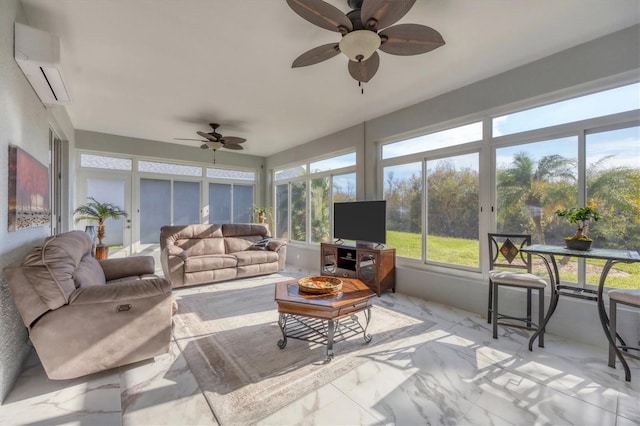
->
xmin=333 ymin=200 xmax=386 ymax=244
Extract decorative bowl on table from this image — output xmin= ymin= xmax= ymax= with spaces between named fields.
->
xmin=297 ymin=276 xmax=343 ymax=295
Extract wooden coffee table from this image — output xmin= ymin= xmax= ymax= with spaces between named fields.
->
xmin=274 ymin=277 xmax=376 ymax=359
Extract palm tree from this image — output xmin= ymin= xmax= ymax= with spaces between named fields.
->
xmin=74 ymin=197 xmax=128 ymax=245
xmin=498 ymin=152 xmax=575 ymax=243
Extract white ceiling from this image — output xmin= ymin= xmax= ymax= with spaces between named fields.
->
xmin=20 ymin=0 xmax=640 ymax=157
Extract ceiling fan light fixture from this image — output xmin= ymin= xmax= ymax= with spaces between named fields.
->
xmin=339 ymin=30 xmax=381 ymax=62
xmin=207 ymin=141 xmax=224 ymax=150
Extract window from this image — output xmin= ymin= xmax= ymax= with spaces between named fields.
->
xmin=140 ymin=179 xmax=171 ymax=244
xmin=492 ymin=82 xmax=640 ymax=137
xmin=496 ymin=137 xmax=578 ymax=245
xmin=233 ymin=184 xmax=253 ymax=223
xmin=310 ymin=152 xmax=356 ymax=172
xmin=309 ymin=172 xmax=357 ymax=244
xmin=382 ymin=122 xmax=482 ymax=160
xmin=382 ymin=152 xmax=480 ymax=267
xmin=275 ymin=165 xmax=306 ymax=181
xmin=173 ymin=181 xmax=201 ymax=225
xmin=80 ymin=153 xmax=132 ymax=171
xmin=310 ymin=177 xmax=330 ymax=243
xmin=207 ymin=167 xmax=255 ymax=181
xmin=275 ymin=184 xmax=289 ymax=239
xmin=209 ymin=183 xmax=231 ymax=223
xmin=332 ymin=173 xmax=356 ymax=202
xmin=384 ymin=162 xmax=422 ymax=259
xmin=427 ymin=153 xmax=479 ymax=268
xmin=291 ymin=181 xmax=306 ymax=242
xmin=138 ymin=160 xmax=202 ymax=176
xmin=585 ymin=126 xmax=640 ymax=288
xmin=274 ymin=153 xmax=356 ymax=244
xmin=208 ymin=183 xmax=254 ymax=224
xmin=139 ymin=178 xmax=201 ymax=243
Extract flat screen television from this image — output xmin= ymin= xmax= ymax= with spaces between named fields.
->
xmin=333 ymin=200 xmax=386 ymax=245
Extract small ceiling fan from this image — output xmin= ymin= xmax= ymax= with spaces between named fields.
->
xmin=287 ymin=0 xmax=445 ymax=87
xmin=175 ymin=123 xmax=246 ymax=163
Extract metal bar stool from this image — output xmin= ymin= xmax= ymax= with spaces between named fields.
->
xmin=488 ymin=234 xmax=552 ymax=349
xmin=608 ymin=289 xmax=640 ymax=381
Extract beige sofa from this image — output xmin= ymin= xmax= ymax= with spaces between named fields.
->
xmin=160 ymin=223 xmax=287 ymax=288
xmin=3 ymin=231 xmax=174 ymax=380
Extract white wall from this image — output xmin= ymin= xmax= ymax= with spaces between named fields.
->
xmin=0 ymin=0 xmax=75 ymax=401
xmin=271 ymin=24 xmax=640 ymax=350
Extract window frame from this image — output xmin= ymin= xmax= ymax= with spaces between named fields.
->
xmin=272 ymin=150 xmax=357 ymax=246
xmin=375 ymin=79 xmax=640 ymax=285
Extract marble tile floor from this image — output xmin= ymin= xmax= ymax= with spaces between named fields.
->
xmin=1 ymin=290 xmax=638 ymax=426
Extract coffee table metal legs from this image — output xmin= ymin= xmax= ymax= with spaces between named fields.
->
xmin=277 ymin=313 xmax=288 ymax=349
xmin=277 ymin=310 xmax=372 ymax=360
xmin=327 ymin=320 xmax=335 ymax=359
xmin=363 ymin=308 xmax=372 ymax=343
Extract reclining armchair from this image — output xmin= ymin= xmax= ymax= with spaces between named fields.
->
xmin=3 ymin=231 xmax=174 ymax=380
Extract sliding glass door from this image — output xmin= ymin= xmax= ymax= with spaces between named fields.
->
xmin=140 ymin=178 xmax=201 ymax=244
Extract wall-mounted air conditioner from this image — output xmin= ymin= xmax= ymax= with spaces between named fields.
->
xmin=14 ymin=22 xmax=71 ymax=105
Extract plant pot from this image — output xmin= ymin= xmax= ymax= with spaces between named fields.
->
xmin=95 ymin=245 xmax=109 ymax=260
xmin=565 ymin=238 xmax=592 ymax=251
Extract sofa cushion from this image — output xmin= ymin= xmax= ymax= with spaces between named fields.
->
xmin=160 ymin=224 xmax=225 ymax=256
xmin=184 ymin=254 xmax=238 ymax=273
xmin=232 ymin=250 xmax=279 ymax=266
xmin=74 ymin=254 xmax=106 ymax=288
xmin=177 ymin=236 xmax=226 ymax=257
xmin=222 ymin=223 xmax=270 ymax=238
xmin=225 ymin=235 xmax=264 ymax=253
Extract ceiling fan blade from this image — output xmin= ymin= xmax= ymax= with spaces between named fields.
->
xmin=292 ymin=43 xmax=340 ymax=68
xmin=347 ymin=51 xmax=379 ymax=82
xmin=361 ymin=0 xmax=415 ymax=31
xmin=174 ymin=138 xmax=205 ymax=141
xmin=197 ymin=131 xmax=218 ymax=141
xmin=219 ymin=136 xmax=246 ymax=144
xmin=222 ymin=143 xmax=244 ymax=151
xmin=286 ymin=0 xmax=352 ymax=33
xmin=379 ymin=24 xmax=445 ymax=55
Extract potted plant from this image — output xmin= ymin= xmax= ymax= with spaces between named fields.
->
xmin=74 ymin=197 xmax=128 ymax=259
xmin=555 ymin=204 xmax=600 ymax=250
xmin=251 ymin=206 xmax=272 ymax=224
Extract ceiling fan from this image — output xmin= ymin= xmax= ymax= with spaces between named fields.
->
xmin=287 ymin=0 xmax=445 ymax=87
xmin=174 ymin=123 xmax=246 ymax=163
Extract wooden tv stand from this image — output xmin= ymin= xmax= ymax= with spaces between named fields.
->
xmin=320 ymin=242 xmax=396 ymax=296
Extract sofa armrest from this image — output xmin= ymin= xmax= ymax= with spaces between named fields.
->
xmin=267 ymin=239 xmax=287 ymax=252
xmin=165 ymin=245 xmax=187 ymax=260
xmin=160 ymin=247 xmax=187 ymax=287
xmin=268 ymin=239 xmax=287 ymax=271
xmin=99 ymin=256 xmax=155 ymax=281
xmin=69 ymin=277 xmax=172 ymax=306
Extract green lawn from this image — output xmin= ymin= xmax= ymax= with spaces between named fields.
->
xmin=386 ymin=230 xmax=639 ymax=289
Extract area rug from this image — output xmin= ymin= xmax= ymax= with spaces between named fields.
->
xmin=172 ymin=273 xmax=436 ymax=425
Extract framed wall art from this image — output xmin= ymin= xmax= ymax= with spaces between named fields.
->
xmin=8 ymin=145 xmax=51 ymax=231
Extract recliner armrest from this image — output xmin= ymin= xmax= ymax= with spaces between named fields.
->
xmin=99 ymin=256 xmax=156 ymax=281
xmin=69 ymin=277 xmax=172 ymax=305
